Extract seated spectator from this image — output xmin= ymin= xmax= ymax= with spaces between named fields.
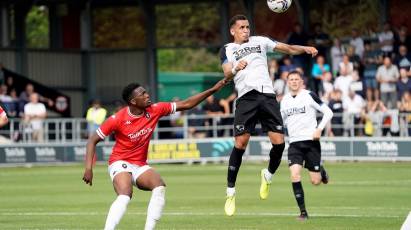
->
xmin=321 ymin=71 xmax=334 ymax=102
xmin=339 ymin=54 xmax=354 ymax=76
xmin=273 ymin=71 xmax=288 ymax=100
xmin=19 ymin=83 xmax=35 ymax=116
xmin=23 ymin=93 xmax=47 ymax=142
xmin=393 ymin=25 xmax=411 ymax=55
xmin=334 ymin=67 xmax=353 ymax=99
xmin=0 ymin=84 xmax=17 ymax=117
xmin=350 ymin=29 xmax=365 ymax=58
xmin=5 ymin=76 xmax=16 ymax=95
xmin=378 ymin=22 xmax=394 ymax=56
xmin=330 ymin=37 xmax=344 ymax=75
xmin=86 ymin=99 xmax=107 ymax=137
xmin=346 ymin=45 xmax=363 ymax=74
xmin=376 ymin=56 xmax=400 ymax=109
xmin=279 ymin=56 xmax=297 ymax=73
xmin=361 ymin=100 xmax=387 ymax=136
xmin=310 ymin=55 xmax=330 ymax=95
xmin=396 ymin=68 xmax=411 ymax=105
xmin=187 ymin=106 xmax=207 ymax=138
xmin=394 ymin=45 xmax=411 ymax=69
xmin=363 ymin=42 xmax=383 ymax=101
xmin=328 ymin=89 xmax=344 ymax=136
xmin=268 ymin=58 xmax=281 ymax=80
xmin=343 ymin=89 xmax=366 ymax=136
xmin=398 ymin=92 xmax=411 ymax=136
xmin=203 ymin=95 xmax=229 ymax=137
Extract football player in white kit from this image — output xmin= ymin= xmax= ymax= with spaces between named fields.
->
xmin=281 ymin=70 xmax=333 ymax=220
xmin=220 ymin=14 xmax=318 ymax=216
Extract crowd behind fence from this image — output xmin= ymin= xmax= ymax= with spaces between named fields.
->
xmin=0 ymin=112 xmax=410 ymax=144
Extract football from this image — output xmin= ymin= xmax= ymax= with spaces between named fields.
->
xmin=267 ymin=0 xmax=292 ymax=13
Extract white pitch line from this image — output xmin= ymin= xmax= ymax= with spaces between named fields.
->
xmin=0 ymin=211 xmax=403 ymax=218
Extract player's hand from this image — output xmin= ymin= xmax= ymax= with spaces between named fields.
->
xmin=214 ymin=79 xmax=230 ymax=91
xmin=82 ymin=168 xmax=93 ymax=186
xmin=235 ymin=60 xmax=248 ymax=71
xmin=312 ymin=128 xmax=322 ymax=140
xmin=305 ymin=46 xmax=318 ymax=57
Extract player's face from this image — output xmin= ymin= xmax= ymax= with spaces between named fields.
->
xmin=231 ymin=20 xmax=250 ymax=43
xmin=130 ymin=87 xmax=152 ymax=108
xmin=287 ymin=73 xmax=303 ymax=92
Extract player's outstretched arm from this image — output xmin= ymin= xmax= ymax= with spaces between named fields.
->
xmin=175 ymin=79 xmax=229 ymax=111
xmin=0 ymin=115 xmax=8 ymax=127
xmin=82 ymin=133 xmax=102 ymax=186
xmin=274 ymin=42 xmax=318 ymax=57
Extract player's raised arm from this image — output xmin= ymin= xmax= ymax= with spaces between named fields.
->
xmin=221 ymin=60 xmax=248 ymax=82
xmin=82 ymin=133 xmax=102 ymax=186
xmin=175 ymin=79 xmax=229 ymax=111
xmin=274 ymin=42 xmax=318 ymax=57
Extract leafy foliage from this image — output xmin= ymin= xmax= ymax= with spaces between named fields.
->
xmin=26 ymin=6 xmax=49 ymax=48
xmin=158 ymin=48 xmax=221 ymax=72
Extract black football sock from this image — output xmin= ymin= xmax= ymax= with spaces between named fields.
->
xmin=227 ymin=147 xmax=245 ymax=187
xmin=292 ymin=181 xmax=306 ymax=213
xmin=268 ymin=143 xmax=285 ymax=174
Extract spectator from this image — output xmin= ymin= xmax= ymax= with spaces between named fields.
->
xmin=187 ymin=105 xmax=207 ymax=138
xmin=350 ymin=29 xmax=365 ymax=58
xmin=310 ymin=23 xmax=331 ymax=57
xmin=378 ymin=22 xmax=394 ymax=56
xmin=321 ymin=71 xmax=334 ymax=102
xmin=203 ymin=95 xmax=229 ymax=137
xmin=394 ymin=25 xmax=411 ymax=54
xmin=376 ymin=56 xmax=400 ymax=109
xmin=86 ymin=99 xmax=107 ymax=137
xmin=343 ymin=89 xmax=366 ymax=136
xmin=279 ymin=56 xmax=297 ymax=73
xmin=268 ymin=58 xmax=280 ymax=80
xmin=273 ymin=71 xmax=288 ymax=100
xmin=330 ymin=38 xmax=344 ymax=75
xmin=346 ymin=45 xmax=362 ymax=75
xmin=334 ymin=66 xmax=354 ymax=99
xmin=363 ymin=42 xmax=383 ymax=101
xmin=0 ymin=84 xmax=16 ymax=117
xmin=23 ymin=93 xmax=47 ymax=142
xmin=19 ymin=83 xmax=35 ymax=115
xmin=287 ymin=23 xmax=309 ymax=69
xmin=398 ymin=91 xmax=411 ymax=136
xmin=310 ymin=55 xmax=330 ymax=95
xmin=361 ymin=100 xmax=387 ymax=136
xmin=5 ymin=76 xmax=16 ymax=95
xmin=394 ymin=45 xmax=411 ymax=70
xmin=339 ymin=54 xmax=354 ymax=76
xmin=396 ymin=68 xmax=411 ymax=104
xmin=328 ymin=89 xmax=344 ymax=136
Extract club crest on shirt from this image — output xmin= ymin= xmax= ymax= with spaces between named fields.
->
xmin=125 ymin=120 xmax=131 ymax=125
xmin=235 ymin=125 xmax=245 ymax=132
xmin=284 ymin=106 xmax=306 ymax=117
xmin=145 ymin=112 xmax=150 ymax=119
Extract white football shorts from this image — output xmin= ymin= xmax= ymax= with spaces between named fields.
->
xmin=108 ymin=160 xmax=151 ymax=186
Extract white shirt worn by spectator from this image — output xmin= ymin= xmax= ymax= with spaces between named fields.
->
xmin=376 ymin=64 xmax=399 ymax=93
xmin=343 ymin=94 xmax=365 ymax=114
xmin=350 ymin=37 xmax=364 ymax=58
xmin=334 ymin=75 xmax=353 ymax=98
xmin=220 ymin=36 xmax=277 ymax=98
xmin=24 ymin=102 xmax=46 ymax=130
xmin=378 ymin=31 xmax=394 ymax=52
xmin=280 ymin=89 xmax=333 ymax=143
xmin=273 ymin=79 xmax=288 ymax=96
xmin=330 ymin=46 xmax=344 ymax=73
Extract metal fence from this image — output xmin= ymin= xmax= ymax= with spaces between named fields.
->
xmin=0 ymin=112 xmax=409 ymax=144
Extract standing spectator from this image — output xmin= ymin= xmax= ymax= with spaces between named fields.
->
xmin=203 ymin=95 xmax=229 ymax=137
xmin=378 ymin=22 xmax=394 ymax=56
xmin=330 ymin=38 xmax=344 ymax=75
xmin=310 ymin=55 xmax=330 ymax=95
xmin=268 ymin=58 xmax=280 ymax=80
xmin=361 ymin=100 xmax=387 ymax=136
xmin=343 ymin=89 xmax=366 ymax=136
xmin=394 ymin=25 xmax=411 ymax=54
xmin=334 ymin=68 xmax=354 ymax=99
xmin=350 ymin=29 xmax=365 ymax=58
xmin=321 ymin=71 xmax=334 ymax=102
xmin=187 ymin=105 xmax=207 ymax=138
xmin=19 ymin=83 xmax=35 ymax=116
xmin=279 ymin=56 xmax=297 ymax=73
xmin=339 ymin=54 xmax=354 ymax=76
xmin=328 ymin=89 xmax=344 ymax=136
xmin=287 ymin=23 xmax=309 ymax=69
xmin=396 ymin=68 xmax=411 ymax=104
xmin=310 ymin=23 xmax=331 ymax=57
xmin=398 ymin=92 xmax=411 ymax=136
xmin=86 ymin=100 xmax=107 ymax=137
xmin=5 ymin=76 xmax=16 ymax=95
xmin=23 ymin=93 xmax=47 ymax=142
xmin=363 ymin=42 xmax=383 ymax=101
xmin=376 ymin=56 xmax=400 ymax=109
xmin=394 ymin=45 xmax=411 ymax=70
xmin=273 ymin=71 xmax=289 ymax=100
xmin=346 ymin=46 xmax=363 ymax=75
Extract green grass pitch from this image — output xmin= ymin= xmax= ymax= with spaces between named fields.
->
xmin=0 ymin=161 xmax=410 ymax=229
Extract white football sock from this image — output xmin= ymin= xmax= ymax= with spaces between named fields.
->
xmin=226 ymin=187 xmax=236 ymax=196
xmin=145 ymin=186 xmax=166 ymax=230
xmin=264 ymin=169 xmax=273 ymax=182
xmin=104 ymin=195 xmax=130 ymax=230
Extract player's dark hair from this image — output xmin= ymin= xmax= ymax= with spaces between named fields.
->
xmin=229 ymin=14 xmax=248 ymax=28
xmin=287 ymin=70 xmax=303 ymax=79
xmin=122 ymin=83 xmax=141 ymax=104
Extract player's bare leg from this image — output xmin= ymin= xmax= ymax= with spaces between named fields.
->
xmin=290 ymin=164 xmax=308 ymax=221
xmin=225 ymin=133 xmax=250 ymax=216
xmin=260 ymin=132 xmax=285 ymax=199
xmin=137 ymin=168 xmax=166 ymax=230
xmin=104 ymin=172 xmax=133 ymax=230
xmin=308 ymin=171 xmax=322 ymax=185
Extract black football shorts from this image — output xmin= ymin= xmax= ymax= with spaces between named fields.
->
xmin=233 ymin=90 xmax=283 ymax=136
xmin=287 ymin=140 xmax=321 ymax=172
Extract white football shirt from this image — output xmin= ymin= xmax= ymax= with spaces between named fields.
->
xmin=280 ymin=89 xmax=333 ymax=143
xmin=220 ymin=36 xmax=277 ymax=98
